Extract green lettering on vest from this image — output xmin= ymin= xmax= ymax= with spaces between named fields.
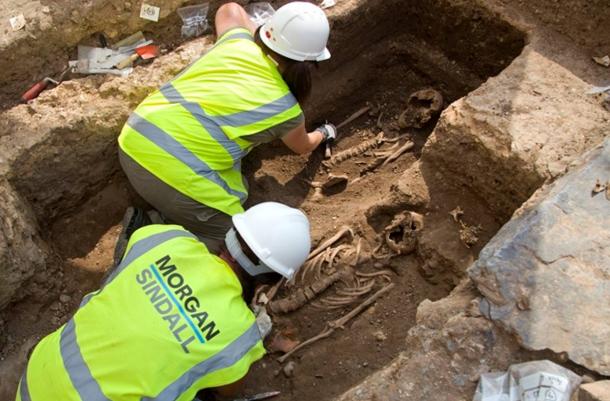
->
xmin=175 ymin=284 xmax=193 ymax=301
xmin=154 ymin=296 xmax=173 ymax=314
xmin=184 ymin=296 xmax=200 ymax=313
xmin=136 ymin=268 xmax=153 ymax=284
xmin=181 ymin=335 xmax=196 ymax=354
xmin=156 ymin=255 xmax=177 ymax=275
xmin=145 ymin=282 xmax=165 ymax=303
xmin=163 ymin=313 xmax=180 ymax=330
xmin=167 ymin=272 xmax=184 ymax=288
xmin=201 ymin=321 xmax=220 ymax=342
xmin=192 ymin=311 xmax=208 ymax=327
xmin=192 ymin=311 xmax=220 ymax=341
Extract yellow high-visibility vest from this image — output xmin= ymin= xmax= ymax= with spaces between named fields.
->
xmin=118 ymin=28 xmax=302 ymax=216
xmin=17 ymin=224 xmax=265 ymax=401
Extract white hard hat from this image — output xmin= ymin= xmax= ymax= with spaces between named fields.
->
xmin=231 ymin=202 xmax=311 ymax=280
xmin=260 ymin=1 xmax=331 ymax=62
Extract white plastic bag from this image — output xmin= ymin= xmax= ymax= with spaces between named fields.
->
xmin=473 ymin=371 xmax=516 ymax=401
xmin=473 ymin=360 xmax=581 ymax=401
xmin=177 ymin=3 xmax=210 ymax=38
xmin=246 ymin=2 xmax=275 ymax=27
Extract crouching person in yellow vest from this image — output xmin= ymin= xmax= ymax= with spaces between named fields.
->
xmin=16 ymin=202 xmax=310 ymax=401
xmin=118 ymin=2 xmax=337 ymax=254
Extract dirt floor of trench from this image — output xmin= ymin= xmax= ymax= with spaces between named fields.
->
xmin=2 ymin=98 xmax=500 ymax=401
xmin=0 ymin=0 xmax=527 ymax=399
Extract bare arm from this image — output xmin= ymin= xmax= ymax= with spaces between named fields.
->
xmin=215 ymin=2 xmax=257 ymax=38
xmin=281 ymin=123 xmax=326 ymax=155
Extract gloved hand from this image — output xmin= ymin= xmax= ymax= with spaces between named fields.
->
xmin=317 ymin=123 xmax=337 ymax=143
xmin=254 ymin=305 xmax=273 ymax=339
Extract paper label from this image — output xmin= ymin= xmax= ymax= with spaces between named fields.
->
xmin=320 ymin=0 xmax=336 ymax=9
xmin=520 ymin=372 xmax=569 ymax=401
xmin=140 ymin=3 xmax=160 ymax=22
xmin=538 ymin=373 xmax=568 ymax=392
xmin=9 ymin=14 xmax=26 ymax=30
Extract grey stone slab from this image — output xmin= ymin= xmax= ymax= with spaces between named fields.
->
xmin=469 ymin=139 xmax=610 ymax=375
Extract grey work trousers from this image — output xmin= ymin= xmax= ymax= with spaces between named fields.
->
xmin=119 ymin=149 xmax=233 ymax=253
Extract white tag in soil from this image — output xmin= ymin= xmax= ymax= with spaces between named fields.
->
xmin=140 ymin=3 xmax=160 ymax=22
xmin=320 ymin=0 xmax=336 ymax=9
xmin=9 ymin=14 xmax=26 ymax=30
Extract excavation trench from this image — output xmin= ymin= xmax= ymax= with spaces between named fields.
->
xmin=0 ymin=0 xmax=526 ymax=399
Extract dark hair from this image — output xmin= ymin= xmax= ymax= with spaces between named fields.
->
xmin=281 ymin=60 xmax=316 ymax=103
xmin=236 ymin=230 xmax=282 ymax=302
xmin=255 ymin=27 xmax=317 ymax=103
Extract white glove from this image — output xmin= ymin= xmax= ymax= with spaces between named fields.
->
xmin=254 ymin=305 xmax=273 ymax=339
xmin=317 ymin=123 xmax=337 ymax=143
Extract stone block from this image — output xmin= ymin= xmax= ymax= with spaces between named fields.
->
xmin=469 ymin=139 xmax=610 ymax=375
xmin=422 ymin=48 xmax=609 ymax=220
xmin=579 ymin=381 xmax=610 ymax=401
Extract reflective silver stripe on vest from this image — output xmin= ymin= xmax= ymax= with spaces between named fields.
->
xmin=60 ymin=319 xmax=112 ymax=401
xmin=127 ymin=114 xmax=248 ymax=202
xmin=19 ymin=372 xmax=32 ymax=401
xmin=215 ymin=31 xmax=255 ymax=46
xmin=162 ymin=85 xmax=297 ymax=129
xmin=142 ymin=322 xmax=262 ymax=401
xmin=160 ymin=84 xmax=246 ymax=162
xmin=213 ymin=92 xmax=298 ymax=127
xmin=81 ymin=230 xmax=196 ymax=307
xmin=159 ymin=86 xmax=297 ymax=164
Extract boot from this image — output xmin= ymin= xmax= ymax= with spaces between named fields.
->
xmin=113 ymin=207 xmax=152 ymax=267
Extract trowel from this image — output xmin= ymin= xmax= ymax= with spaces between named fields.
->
xmin=115 ymin=45 xmax=160 ymax=69
xmin=21 ymin=66 xmax=72 ymax=102
xmin=231 ymin=391 xmax=281 ymax=401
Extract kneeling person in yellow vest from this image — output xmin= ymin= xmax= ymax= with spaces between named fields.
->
xmin=118 ymin=2 xmax=337 ymax=254
xmin=16 ymin=202 xmax=310 ymax=401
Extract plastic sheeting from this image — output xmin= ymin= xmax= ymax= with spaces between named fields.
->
xmin=473 ymin=360 xmax=581 ymax=401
